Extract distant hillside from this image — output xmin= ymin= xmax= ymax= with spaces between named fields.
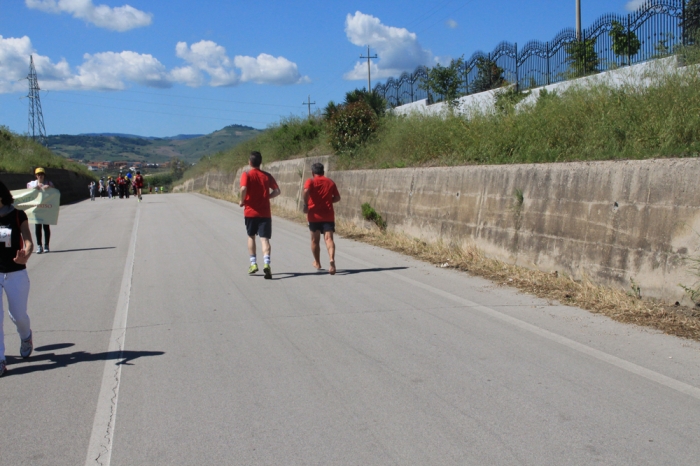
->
xmin=46 ymin=124 xmax=261 ymax=164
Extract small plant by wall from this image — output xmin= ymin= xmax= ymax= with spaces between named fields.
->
xmin=361 ymin=202 xmax=387 ymax=231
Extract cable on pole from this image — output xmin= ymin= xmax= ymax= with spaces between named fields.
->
xmin=302 ymin=95 xmax=316 ymax=118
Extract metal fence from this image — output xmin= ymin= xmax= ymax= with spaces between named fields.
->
xmin=374 ymin=0 xmax=687 ymax=107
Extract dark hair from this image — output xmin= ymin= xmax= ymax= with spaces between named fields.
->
xmin=311 ymin=162 xmax=324 ymax=175
xmin=0 ymin=180 xmax=14 ymax=206
xmin=249 ymin=151 xmax=262 ymax=168
xmin=136 ymin=171 xmax=141 ymax=174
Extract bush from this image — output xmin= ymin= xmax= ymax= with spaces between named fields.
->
xmin=327 ymin=101 xmax=379 ymax=152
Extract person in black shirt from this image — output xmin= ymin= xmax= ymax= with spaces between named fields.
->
xmin=0 ymin=180 xmax=34 ymax=377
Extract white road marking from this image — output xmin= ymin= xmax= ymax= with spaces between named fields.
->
xmin=84 ymin=206 xmax=141 ymax=466
xmin=334 ymin=249 xmax=700 ymax=401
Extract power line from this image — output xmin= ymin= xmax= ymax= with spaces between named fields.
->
xmin=48 ymin=90 xmax=288 ymax=118
xmin=40 ymin=96 xmax=272 ymax=127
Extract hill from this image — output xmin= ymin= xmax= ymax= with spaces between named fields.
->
xmin=46 ymin=124 xmax=261 ymax=165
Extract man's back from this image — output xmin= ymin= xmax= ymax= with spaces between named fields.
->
xmin=241 ymin=168 xmax=278 ymax=218
xmin=305 ymin=175 xmax=339 ymax=222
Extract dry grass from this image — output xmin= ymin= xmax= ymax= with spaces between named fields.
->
xmin=202 ymin=188 xmax=700 ymax=342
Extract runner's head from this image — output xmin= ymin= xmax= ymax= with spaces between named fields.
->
xmin=249 ymin=151 xmax=262 ymax=168
xmin=136 ymin=171 xmax=140 ymax=175
xmin=311 ymin=162 xmax=324 ymax=176
xmin=0 ymin=180 xmax=13 ymax=207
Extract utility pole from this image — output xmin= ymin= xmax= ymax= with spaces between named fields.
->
xmin=359 ymin=45 xmax=377 ymax=93
xmin=576 ymin=0 xmax=582 ymax=41
xmin=302 ymin=95 xmax=316 ymax=118
xmin=27 ymin=55 xmax=47 ymax=144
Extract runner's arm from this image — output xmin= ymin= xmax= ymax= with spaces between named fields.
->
xmin=239 ymin=185 xmax=247 ymax=207
xmin=269 ymin=187 xmax=281 ymax=199
xmin=14 ymin=220 xmax=33 ymax=264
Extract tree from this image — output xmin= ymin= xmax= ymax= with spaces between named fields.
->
xmin=682 ymin=0 xmax=700 ymax=44
xmin=344 ymin=88 xmax=387 ymax=116
xmin=326 ymin=101 xmax=379 ymax=152
xmin=565 ymin=37 xmax=599 ymax=77
xmin=609 ymin=20 xmax=641 ymax=65
xmin=170 ymin=156 xmax=184 ymax=180
xmin=469 ymin=57 xmax=506 ymax=94
xmin=419 ymin=56 xmax=465 ymax=107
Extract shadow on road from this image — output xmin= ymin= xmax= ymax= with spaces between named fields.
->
xmin=47 ymin=247 xmax=116 ymax=254
xmin=269 ymin=266 xmax=409 ymax=280
xmin=4 ymin=348 xmax=165 ymax=376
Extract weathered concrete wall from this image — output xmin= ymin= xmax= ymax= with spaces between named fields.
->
xmin=0 ymin=168 xmax=94 ymax=204
xmin=175 ymin=157 xmax=700 ymax=305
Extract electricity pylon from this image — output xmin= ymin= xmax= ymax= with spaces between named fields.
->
xmin=27 ymin=55 xmax=47 ymax=144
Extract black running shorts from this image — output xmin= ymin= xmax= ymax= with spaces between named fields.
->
xmin=245 ymin=217 xmax=272 ymax=238
xmin=308 ymin=221 xmax=335 ymax=233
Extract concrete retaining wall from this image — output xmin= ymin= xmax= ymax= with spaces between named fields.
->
xmin=0 ymin=168 xmax=94 ymax=204
xmin=175 ymin=157 xmax=700 ymax=305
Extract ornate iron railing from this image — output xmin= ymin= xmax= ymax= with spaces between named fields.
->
xmin=374 ymin=0 xmax=687 ymax=107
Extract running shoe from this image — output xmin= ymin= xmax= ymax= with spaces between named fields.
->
xmin=20 ymin=332 xmax=33 ymax=358
xmin=248 ymin=264 xmax=259 ymax=274
xmin=43 ymin=246 xmax=50 ymax=253
xmin=35 ymin=246 xmax=43 ymax=254
xmin=263 ymin=264 xmax=272 ymax=279
xmin=0 ymin=360 xmax=5 ymax=377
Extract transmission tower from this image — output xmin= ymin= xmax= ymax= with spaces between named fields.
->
xmin=27 ymin=55 xmax=47 ymax=144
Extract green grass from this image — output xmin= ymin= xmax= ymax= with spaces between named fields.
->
xmin=183 ymin=60 xmax=700 ymax=178
xmin=0 ymin=126 xmax=93 ymax=177
xmin=183 ymin=116 xmax=330 ymax=179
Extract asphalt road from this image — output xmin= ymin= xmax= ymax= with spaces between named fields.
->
xmin=2 ymin=193 xmax=700 ymax=466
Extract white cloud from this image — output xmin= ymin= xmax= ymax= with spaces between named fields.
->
xmin=172 ymin=40 xmax=309 ymax=87
xmin=25 ymin=0 xmax=152 ymax=32
xmin=625 ymin=0 xmax=645 ymax=11
xmin=0 ymin=35 xmax=168 ymax=92
xmin=446 ymin=19 xmax=458 ymax=29
xmin=70 ymin=51 xmax=170 ymax=90
xmin=344 ymin=11 xmax=432 ymax=81
xmin=234 ymin=54 xmax=309 ymax=85
xmin=0 ymin=36 xmax=307 ymax=93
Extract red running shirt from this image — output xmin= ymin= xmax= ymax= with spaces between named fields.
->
xmin=134 ymin=175 xmax=144 ymax=188
xmin=304 ymin=176 xmax=340 ymax=223
xmin=241 ymin=168 xmax=279 ymax=218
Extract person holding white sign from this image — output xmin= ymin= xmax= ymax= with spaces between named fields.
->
xmin=27 ymin=168 xmax=54 ymax=254
xmin=0 ymin=180 xmax=34 ymax=377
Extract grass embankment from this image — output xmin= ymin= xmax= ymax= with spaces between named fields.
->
xmin=0 ymin=126 xmax=92 ymax=177
xmin=184 ymin=64 xmax=700 ymax=178
xmin=185 ymin=117 xmax=329 ymax=180
xmin=199 ymin=189 xmax=700 ymax=342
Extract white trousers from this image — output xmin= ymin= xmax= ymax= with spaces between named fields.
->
xmin=0 ymin=269 xmax=31 ymax=361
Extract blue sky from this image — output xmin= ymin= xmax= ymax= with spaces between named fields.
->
xmin=1 ymin=0 xmax=642 ymax=137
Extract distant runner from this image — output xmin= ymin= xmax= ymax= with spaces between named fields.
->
xmin=27 ymin=167 xmax=54 ymax=254
xmin=303 ymin=162 xmax=341 ymax=275
xmin=239 ymin=151 xmax=280 ymax=279
xmin=0 ymin=180 xmax=35 ymax=377
xmin=134 ymin=171 xmax=144 ymax=202
xmin=88 ymin=181 xmax=96 ymax=201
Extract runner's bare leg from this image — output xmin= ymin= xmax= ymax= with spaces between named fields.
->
xmin=324 ymin=231 xmax=336 ymax=275
xmin=310 ymin=231 xmax=322 ymax=269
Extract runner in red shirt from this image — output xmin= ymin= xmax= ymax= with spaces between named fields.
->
xmin=240 ymin=151 xmax=280 ymax=279
xmin=303 ymin=162 xmax=341 ymax=275
xmin=134 ymin=171 xmax=144 ymax=202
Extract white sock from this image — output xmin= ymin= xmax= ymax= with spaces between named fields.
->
xmin=250 ymin=255 xmax=257 ymax=265
xmin=264 ymin=255 xmax=270 ymax=265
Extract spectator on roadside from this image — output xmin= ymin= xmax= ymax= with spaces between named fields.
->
xmin=27 ymin=167 xmax=54 ymax=254
xmin=88 ymin=181 xmax=96 ymax=201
